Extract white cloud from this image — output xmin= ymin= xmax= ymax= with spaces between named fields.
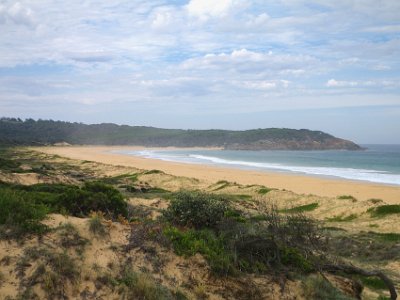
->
xmin=326 ymin=79 xmax=357 ymax=87
xmin=0 ymin=2 xmax=35 ymax=27
xmin=185 ymin=0 xmax=245 ymax=20
xmin=182 ymin=49 xmax=319 ymax=77
xmin=326 ymin=79 xmax=399 ymax=88
xmin=0 ymin=0 xmax=399 ymax=131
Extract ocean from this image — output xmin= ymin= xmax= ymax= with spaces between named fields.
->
xmin=114 ymin=145 xmax=400 ymax=186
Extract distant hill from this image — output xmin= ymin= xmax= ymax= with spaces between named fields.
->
xmin=0 ymin=118 xmax=362 ymax=150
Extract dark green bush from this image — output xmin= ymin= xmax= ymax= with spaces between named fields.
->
xmin=368 ymin=205 xmax=400 ymax=217
xmin=163 ymin=191 xmax=228 ymax=229
xmin=0 ymin=157 xmax=21 ymax=172
xmin=163 ymin=226 xmax=236 ymax=276
xmin=0 ymin=181 xmax=128 ymax=219
xmin=0 ymin=188 xmax=48 ymax=236
xmin=58 ymin=181 xmax=128 ymax=218
xmin=164 ymin=207 xmax=320 ymax=276
xmin=258 ymin=187 xmax=271 ymax=195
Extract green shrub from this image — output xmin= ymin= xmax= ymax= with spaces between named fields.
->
xmin=143 ymin=169 xmax=164 ymax=175
xmin=164 ymin=209 xmax=319 ymax=276
xmin=358 ymin=276 xmax=386 ymax=290
xmin=58 ymin=181 xmax=128 ymax=218
xmin=368 ymin=198 xmax=383 ymax=204
xmin=338 ymin=195 xmax=357 ymax=202
xmin=0 ymin=182 xmax=128 ymax=219
xmin=367 ymin=232 xmax=400 ymax=242
xmin=0 ymin=157 xmax=21 ymax=172
xmin=0 ymin=188 xmax=48 ymax=236
xmin=163 ymin=191 xmax=228 ymax=229
xmin=326 ymin=214 xmax=357 ymax=222
xmin=280 ymin=203 xmax=319 ymax=213
xmin=163 ymin=226 xmax=235 ymax=276
xmin=258 ymin=187 xmax=271 ymax=195
xmin=368 ymin=205 xmax=400 ymax=217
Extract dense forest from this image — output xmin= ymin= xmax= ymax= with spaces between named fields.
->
xmin=0 ymin=118 xmax=362 ymax=150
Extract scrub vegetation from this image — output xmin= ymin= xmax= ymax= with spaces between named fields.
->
xmin=0 ymin=147 xmax=398 ymax=300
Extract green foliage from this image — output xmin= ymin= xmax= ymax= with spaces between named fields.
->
xmin=302 ymin=275 xmax=353 ymax=300
xmin=57 ymin=181 xmax=128 ymax=218
xmin=367 ymin=232 xmax=400 ymax=242
xmin=258 ymin=187 xmax=272 ymax=195
xmin=368 ymin=198 xmax=383 ymax=204
xmin=326 ymin=214 xmax=357 ymax=222
xmin=328 ymin=231 xmax=400 ymax=262
xmin=0 ymin=118 xmax=361 ymax=149
xmin=163 ymin=191 xmax=228 ymax=229
xmin=368 ymin=205 xmax=400 ymax=217
xmin=280 ymin=203 xmax=319 ymax=213
xmin=88 ymin=213 xmax=107 ymax=236
xmin=163 ymin=226 xmax=235 ymax=276
xmin=0 ymin=188 xmax=48 ymax=237
xmin=143 ymin=169 xmax=164 ymax=175
xmin=358 ymin=276 xmax=386 ymax=290
xmin=213 ymin=180 xmax=231 ymax=191
xmin=338 ymin=195 xmax=357 ymax=201
xmin=280 ymin=247 xmax=313 ymax=272
xmin=0 ymin=181 xmax=128 ymax=222
xmin=0 ymin=157 xmax=21 ymax=172
xmin=164 ymin=206 xmax=321 ymax=276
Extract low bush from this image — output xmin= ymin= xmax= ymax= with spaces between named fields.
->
xmin=57 ymin=181 xmax=128 ymax=218
xmin=338 ymin=195 xmax=357 ymax=202
xmin=0 ymin=157 xmax=21 ymax=172
xmin=0 ymin=181 xmax=128 ymax=219
xmin=258 ymin=187 xmax=271 ymax=195
xmin=0 ymin=188 xmax=48 ymax=237
xmin=164 ymin=206 xmax=321 ymax=276
xmin=326 ymin=214 xmax=357 ymax=222
xmin=358 ymin=275 xmax=386 ymax=290
xmin=163 ymin=191 xmax=228 ymax=229
xmin=164 ymin=226 xmax=235 ymax=276
xmin=368 ymin=205 xmax=400 ymax=217
xmin=280 ymin=203 xmax=319 ymax=213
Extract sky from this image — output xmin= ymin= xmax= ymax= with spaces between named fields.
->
xmin=0 ymin=0 xmax=399 ymax=144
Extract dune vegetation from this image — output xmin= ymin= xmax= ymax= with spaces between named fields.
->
xmin=0 ymin=147 xmax=398 ymax=299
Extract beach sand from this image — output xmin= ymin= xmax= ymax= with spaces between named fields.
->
xmin=37 ymin=146 xmax=400 ymax=203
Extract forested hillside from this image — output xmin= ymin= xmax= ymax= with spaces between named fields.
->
xmin=0 ymin=118 xmax=362 ymax=150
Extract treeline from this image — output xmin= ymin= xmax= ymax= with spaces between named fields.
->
xmin=0 ymin=117 xmax=361 ymax=150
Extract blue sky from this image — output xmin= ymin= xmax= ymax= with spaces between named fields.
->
xmin=0 ymin=0 xmax=399 ymax=143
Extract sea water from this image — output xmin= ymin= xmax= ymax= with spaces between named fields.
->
xmin=114 ymin=145 xmax=400 ymax=186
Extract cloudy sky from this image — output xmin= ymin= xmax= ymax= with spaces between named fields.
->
xmin=1 ymin=0 xmax=399 ymax=143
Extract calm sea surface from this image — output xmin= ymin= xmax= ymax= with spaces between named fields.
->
xmin=114 ymin=145 xmax=400 ymax=186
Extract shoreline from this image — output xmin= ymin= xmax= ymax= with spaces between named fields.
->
xmin=36 ymin=146 xmax=400 ymax=203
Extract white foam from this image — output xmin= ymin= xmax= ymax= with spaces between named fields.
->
xmin=116 ymin=150 xmax=400 ymax=186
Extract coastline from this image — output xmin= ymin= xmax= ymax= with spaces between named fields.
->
xmin=36 ymin=146 xmax=400 ymax=203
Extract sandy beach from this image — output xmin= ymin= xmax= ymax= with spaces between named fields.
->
xmin=37 ymin=146 xmax=400 ymax=203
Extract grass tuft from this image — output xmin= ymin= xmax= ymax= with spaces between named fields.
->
xmin=88 ymin=211 xmax=107 ymax=236
xmin=280 ymin=203 xmax=319 ymax=213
